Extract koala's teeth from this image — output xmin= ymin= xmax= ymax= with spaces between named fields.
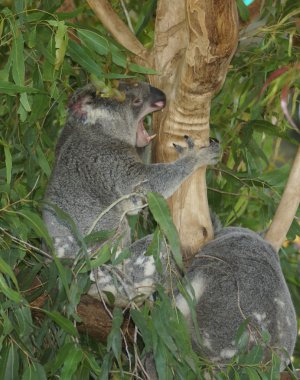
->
xmin=148 ymin=134 xmax=156 ymax=142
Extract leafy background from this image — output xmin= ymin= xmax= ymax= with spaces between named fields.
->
xmin=0 ymin=0 xmax=299 ymax=378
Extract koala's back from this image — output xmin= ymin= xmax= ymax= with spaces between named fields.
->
xmin=183 ymin=227 xmax=297 ymax=369
xmin=43 ymin=123 xmax=139 ymax=256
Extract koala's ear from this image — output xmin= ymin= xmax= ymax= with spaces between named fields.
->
xmin=68 ymin=85 xmax=97 ymax=109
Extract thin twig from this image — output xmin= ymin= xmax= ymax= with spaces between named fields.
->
xmin=0 ymin=227 xmax=52 ymax=259
xmin=0 ymin=175 xmax=40 ymax=212
xmin=120 ymin=0 xmax=134 ymax=33
xmin=120 ymin=328 xmax=132 ymax=372
xmin=133 ymin=324 xmax=152 ymax=380
xmin=93 ymin=274 xmax=114 ymax=319
xmin=87 ymin=192 xmax=145 ymax=234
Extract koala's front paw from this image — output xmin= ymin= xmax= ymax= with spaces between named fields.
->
xmin=199 ymin=139 xmax=221 ymax=165
xmin=173 ymin=135 xmax=195 ymax=154
xmin=173 ymin=136 xmax=221 ymax=166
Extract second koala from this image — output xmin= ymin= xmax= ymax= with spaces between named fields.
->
xmin=176 ymin=225 xmax=297 ymax=371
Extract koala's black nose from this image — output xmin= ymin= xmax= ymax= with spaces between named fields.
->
xmin=150 ymin=85 xmax=166 ymax=108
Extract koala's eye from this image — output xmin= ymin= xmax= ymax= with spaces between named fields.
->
xmin=84 ymin=96 xmax=95 ymax=105
xmin=132 ymin=98 xmax=143 ymax=106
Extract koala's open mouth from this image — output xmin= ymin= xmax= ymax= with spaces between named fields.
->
xmin=136 ymin=99 xmax=166 ymax=147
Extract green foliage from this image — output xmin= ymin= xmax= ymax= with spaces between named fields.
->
xmin=208 ymin=0 xmax=300 ymax=369
xmin=209 ymin=0 xmax=300 ymax=233
xmin=147 ymin=192 xmax=183 ymax=270
xmin=0 ymin=0 xmax=299 ymax=379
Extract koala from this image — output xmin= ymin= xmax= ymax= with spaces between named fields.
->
xmin=90 ymin=221 xmax=297 ymax=372
xmin=43 ymin=80 xmax=219 ymax=306
xmin=43 ymin=81 xmax=219 ymax=259
xmin=176 ymin=225 xmax=297 ymax=371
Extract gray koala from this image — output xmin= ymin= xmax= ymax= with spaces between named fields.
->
xmin=176 ymin=225 xmax=297 ymax=371
xmin=140 ymin=225 xmax=297 ymax=379
xmin=43 ymin=81 xmax=219 ymax=259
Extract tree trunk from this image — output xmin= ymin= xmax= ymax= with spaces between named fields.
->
xmin=150 ymin=0 xmax=238 ymax=261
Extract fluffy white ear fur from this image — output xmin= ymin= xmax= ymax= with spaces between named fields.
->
xmin=83 ymin=104 xmax=112 ymax=125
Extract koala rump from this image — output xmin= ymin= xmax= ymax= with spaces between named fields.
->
xmin=176 ymin=227 xmax=297 ymax=370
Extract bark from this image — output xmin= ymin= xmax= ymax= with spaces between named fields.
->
xmin=280 ymin=371 xmax=300 ymax=380
xmin=29 ymin=277 xmax=134 ymax=343
xmin=265 ymin=146 xmax=300 ymax=252
xmin=57 ymin=0 xmax=75 ymax=13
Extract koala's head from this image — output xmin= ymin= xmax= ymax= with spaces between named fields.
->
xmin=68 ymin=81 xmax=166 ymax=147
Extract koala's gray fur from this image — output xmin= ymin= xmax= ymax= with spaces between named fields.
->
xmin=88 ymin=235 xmax=172 ymax=306
xmin=176 ymin=226 xmax=297 ymax=370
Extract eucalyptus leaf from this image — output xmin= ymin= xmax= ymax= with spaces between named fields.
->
xmin=21 ymin=363 xmax=47 ymax=380
xmin=107 ymin=308 xmax=123 ymax=367
xmin=68 ymin=39 xmax=103 ymax=77
xmin=0 ymin=274 xmax=22 ymax=303
xmin=4 ymin=345 xmax=19 ymax=380
xmin=147 ymin=192 xmax=183 ymax=270
xmin=17 ymin=209 xmax=54 ymax=249
xmin=41 ymin=310 xmax=79 ymax=337
xmin=0 ymin=81 xmax=41 ymax=95
xmin=236 ymin=0 xmax=250 ymax=21
xmin=60 ymin=347 xmax=84 ymax=380
xmin=4 ymin=146 xmax=12 ymax=185
xmin=0 ymin=257 xmax=19 ymax=291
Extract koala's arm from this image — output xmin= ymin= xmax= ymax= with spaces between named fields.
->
xmin=126 ymin=140 xmax=220 ymax=198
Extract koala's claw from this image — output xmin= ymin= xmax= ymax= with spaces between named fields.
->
xmin=173 ymin=143 xmax=184 ymax=154
xmin=173 ymin=135 xmax=195 ymax=154
xmin=184 ymin=135 xmax=194 ymax=149
xmin=203 ymin=140 xmax=221 ymax=165
xmin=209 ymin=137 xmax=219 ymax=144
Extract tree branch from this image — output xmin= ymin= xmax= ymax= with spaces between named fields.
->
xmin=265 ymin=146 xmax=300 ymax=252
xmin=86 ymin=0 xmax=148 ymax=61
xmin=29 ymin=276 xmax=134 ymax=343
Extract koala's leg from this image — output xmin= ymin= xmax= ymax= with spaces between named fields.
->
xmin=176 ymin=227 xmax=297 ymax=370
xmin=88 ymin=235 xmax=175 ymax=307
xmin=43 ymin=208 xmax=80 ymax=258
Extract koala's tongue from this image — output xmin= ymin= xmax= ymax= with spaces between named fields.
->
xmin=136 ymin=121 xmax=156 ymax=147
